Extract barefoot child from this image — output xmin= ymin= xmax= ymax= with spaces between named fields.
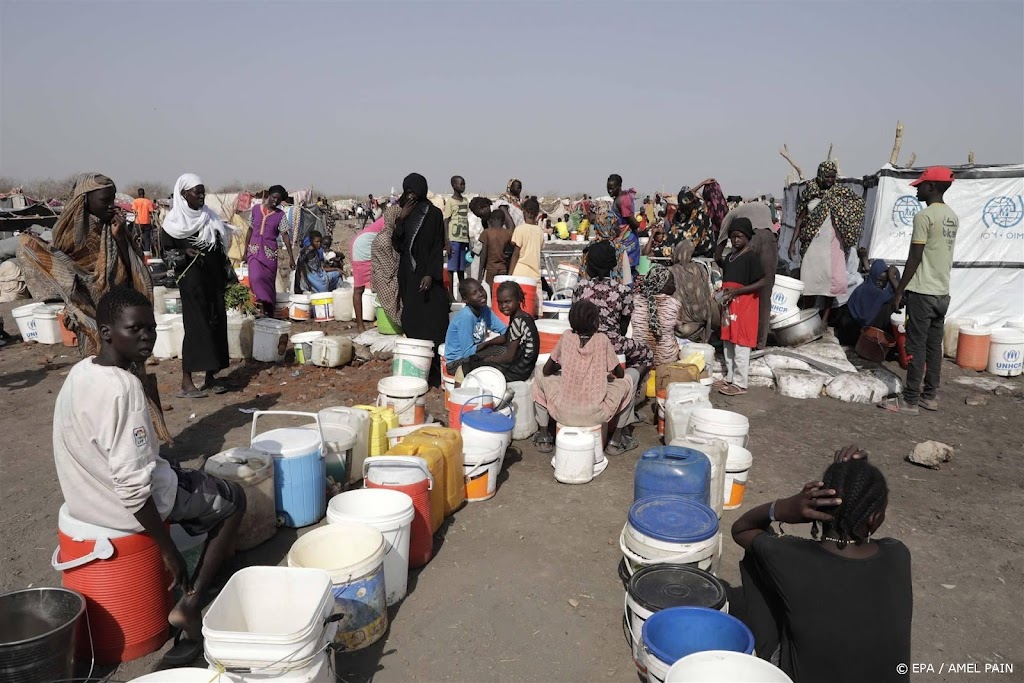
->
xmin=531 ymin=299 xmax=637 ymax=456
xmin=52 ymin=287 xmax=246 ymax=665
xmin=716 ymin=217 xmax=766 ymax=396
xmin=443 ymin=278 xmax=507 ymax=379
xmin=459 ymin=281 xmax=539 ymax=382
xmin=444 ymin=175 xmax=471 ymax=299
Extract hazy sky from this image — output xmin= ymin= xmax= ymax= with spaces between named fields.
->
xmin=2 ymin=1 xmax=1022 ymax=197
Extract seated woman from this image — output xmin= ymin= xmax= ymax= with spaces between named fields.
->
xmin=833 ymin=259 xmax=901 ymax=347
xmin=458 ymin=281 xmax=539 ymax=383
xmin=443 ymin=278 xmax=507 ymax=379
xmin=531 ymin=300 xmax=637 ymax=457
xmin=732 ymin=446 xmax=912 ymax=683
xmin=630 ymin=265 xmax=681 ymax=368
xmin=298 ymin=230 xmax=342 ymax=294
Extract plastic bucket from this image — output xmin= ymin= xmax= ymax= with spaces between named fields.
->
xmin=361 ymin=290 xmax=377 ymax=322
xmin=624 ymin=566 xmax=728 ymax=673
xmin=535 ymin=319 xmax=571 ymax=354
xmin=130 ymin=669 xmax=239 ymax=682
xmin=770 ymin=275 xmax=804 ymax=317
xmin=154 ymin=315 xmax=176 ymax=359
xmin=363 ymin=456 xmax=434 ymax=568
xmin=463 ymin=444 xmax=503 ymax=501
xmin=460 ymin=406 xmax=515 ymax=458
xmin=447 ymin=388 xmax=493 ymax=431
xmin=310 ymin=293 xmax=333 ymax=322
xmin=287 ymin=523 xmax=388 ymax=651
xmin=642 ymin=608 xmax=755 ymax=683
xmin=665 ymin=650 xmax=793 ymax=682
xmin=333 ymin=286 xmax=354 ymax=322
xmin=11 ymin=303 xmax=39 ymax=342
xmin=620 ymin=497 xmax=719 ymax=576
xmin=378 ymin=376 xmax=429 ymax=427
xmin=290 ymin=331 xmax=324 ymax=365
xmin=0 ymin=587 xmax=86 ymax=683
xmin=253 ymin=318 xmax=292 ymax=362
xmin=226 ymin=315 xmax=254 ymax=360
xmin=723 ymin=445 xmax=753 ymax=511
xmin=956 ymin=324 xmax=991 ymax=371
xmin=687 ymin=409 xmax=749 ymax=448
xmin=493 ymin=275 xmax=538 ymax=320
xmin=289 ymin=294 xmax=312 ymax=321
xmin=987 ymin=328 xmax=1024 ymax=377
xmin=392 ymin=338 xmax=435 ymax=380
xmin=376 ymin=306 xmax=402 ymax=335
xmin=327 ymin=489 xmax=415 ymax=606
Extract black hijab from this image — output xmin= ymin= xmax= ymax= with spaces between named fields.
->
xmin=403 ymin=173 xmax=428 ymax=201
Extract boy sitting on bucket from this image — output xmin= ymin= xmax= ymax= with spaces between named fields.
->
xmin=444 ymin=278 xmax=507 ymax=380
xmin=52 ymin=286 xmax=246 ymax=666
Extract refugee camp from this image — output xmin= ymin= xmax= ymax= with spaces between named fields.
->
xmin=1 ymin=2 xmax=1022 ymax=682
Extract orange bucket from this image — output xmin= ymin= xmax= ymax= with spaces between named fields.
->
xmin=956 ymin=325 xmax=991 ymax=371
xmin=447 ymin=389 xmax=493 ymax=431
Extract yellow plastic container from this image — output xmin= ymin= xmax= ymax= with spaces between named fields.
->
xmin=646 ymin=370 xmax=657 ymax=398
xmin=355 ymin=405 xmax=398 ymax=456
xmin=380 ymin=442 xmax=445 ymax=533
xmin=401 ymin=427 xmax=465 ymax=516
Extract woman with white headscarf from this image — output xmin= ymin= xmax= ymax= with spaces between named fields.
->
xmin=162 ymin=173 xmax=234 ymax=398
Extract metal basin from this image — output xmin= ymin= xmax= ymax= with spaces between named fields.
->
xmin=770 ymin=308 xmax=823 ymax=347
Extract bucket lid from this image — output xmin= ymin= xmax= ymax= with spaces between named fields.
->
xmin=959 ymin=324 xmax=991 ymax=336
xmin=252 ymin=427 xmax=321 ymax=458
xmin=628 ymin=496 xmax=718 ymax=543
xmin=461 ymin=408 xmax=514 ymax=433
xmin=628 ymin=565 xmax=727 ymax=613
xmin=641 ymin=607 xmax=754 ymax=664
xmin=462 ymin=367 xmax=507 ymax=401
xmin=378 ymin=375 xmax=429 ymax=396
xmin=991 ymin=328 xmax=1024 ymax=343
xmin=204 ymin=447 xmax=274 ymax=481
xmin=255 ymin=318 xmax=291 ymax=331
xmin=290 ymin=331 xmax=325 ymax=344
xmin=58 ymin=503 xmax=137 ymax=540
xmin=726 ymin=444 xmax=753 ymax=470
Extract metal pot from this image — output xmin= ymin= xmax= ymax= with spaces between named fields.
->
xmin=771 ymin=308 xmax=823 ymax=347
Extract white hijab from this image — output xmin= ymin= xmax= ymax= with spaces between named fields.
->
xmin=163 ymin=173 xmax=232 ymax=251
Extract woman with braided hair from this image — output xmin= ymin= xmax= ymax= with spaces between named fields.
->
xmin=731 ymin=446 xmax=912 ymax=683
xmin=630 ymin=264 xmax=681 ymax=367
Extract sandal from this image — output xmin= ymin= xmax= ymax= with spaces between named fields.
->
xmin=175 ymin=389 xmax=208 ymax=399
xmin=877 ymin=396 xmax=919 ymax=415
xmin=605 ymin=433 xmax=639 ymax=457
xmin=203 ymin=384 xmax=228 ymax=395
xmin=533 ymin=434 xmax=554 ymax=454
xmin=919 ymin=398 xmax=938 ymax=412
xmin=718 ymin=384 xmax=747 ymax=396
xmin=160 ymin=630 xmax=204 ymax=668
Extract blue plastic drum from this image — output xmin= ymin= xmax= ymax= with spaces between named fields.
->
xmin=253 ymin=427 xmax=326 ymax=528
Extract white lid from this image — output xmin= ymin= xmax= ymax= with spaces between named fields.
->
xmin=255 ymin=318 xmax=292 ymax=331
xmin=726 ymin=444 xmax=754 ymax=470
xmin=991 ymin=328 xmax=1024 ymax=344
xmin=205 ymin=447 xmax=274 ymax=481
xmin=13 ymin=303 xmax=43 ymax=316
xmin=58 ymin=503 xmax=136 ymax=539
xmin=252 ymin=427 xmax=321 ymax=458
xmin=959 ymin=324 xmax=991 ymax=336
xmin=33 ymin=305 xmax=58 ymax=318
xmin=290 ymin=294 xmax=311 ymax=303
xmin=290 ymin=331 xmax=325 ymax=344
xmin=462 ymin=366 xmax=507 ymax=402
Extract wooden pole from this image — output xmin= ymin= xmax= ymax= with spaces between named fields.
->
xmin=826 ymin=143 xmax=833 ymax=161
xmin=779 ymin=144 xmax=804 ymax=181
xmin=968 ymin=150 xmax=975 ymax=165
xmin=906 ymin=153 xmax=917 ymax=168
xmin=889 ymin=121 xmax=904 ymax=166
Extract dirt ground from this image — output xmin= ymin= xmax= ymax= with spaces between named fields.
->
xmin=1 ymin=297 xmax=1022 ymax=683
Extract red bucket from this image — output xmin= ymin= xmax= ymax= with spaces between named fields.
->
xmin=536 ymin=319 xmax=571 ymax=355
xmin=364 ymin=457 xmax=434 ymax=568
xmin=493 ymin=275 xmax=539 ymax=321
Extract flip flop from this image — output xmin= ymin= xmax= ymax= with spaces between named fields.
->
xmin=719 ymin=385 xmax=747 ymax=396
xmin=877 ymin=397 xmax=919 ymax=415
xmin=161 ymin=630 xmax=204 ymax=668
xmin=533 ymin=434 xmax=554 ymax=454
xmin=203 ymin=385 xmax=228 ymax=395
xmin=175 ymin=389 xmax=209 ymax=399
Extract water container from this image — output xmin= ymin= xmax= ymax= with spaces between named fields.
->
xmin=310 ymin=336 xmax=353 ymax=368
xmin=318 ymin=407 xmax=371 ymax=485
xmin=164 ymin=290 xmax=181 ymax=315
xmin=376 ymin=306 xmax=402 ymax=335
xmin=659 ymin=383 xmax=712 ymax=441
xmin=508 ymin=380 xmax=538 ymax=440
xmin=620 ymin=497 xmax=719 ymax=577
xmin=11 ymin=303 xmax=39 ymax=342
xmin=204 ymin=448 xmax=277 ymax=550
xmin=290 ymin=331 xmax=324 ymax=365
xmin=401 ymin=426 xmax=466 ymax=516
xmin=333 ymin=284 xmax=354 ymax=322
xmin=381 ymin=443 xmax=445 ymax=533
xmin=355 ymin=404 xmax=398 ymax=456
xmin=250 ymin=411 xmax=326 ymax=528
xmin=447 ymin=388 xmax=494 ymax=431
xmin=0 ymin=587 xmax=85 ymax=683
xmin=536 ymin=319 xmax=571 ymax=354
xmin=667 ymin=436 xmax=728 ymax=518
xmin=363 ymin=456 xmax=434 ymax=567
xmin=723 ymin=445 xmax=753 ymax=511
xmin=554 ymin=428 xmax=597 ymax=484
xmin=361 ymin=290 xmax=377 ymax=321
xmin=289 ymin=294 xmax=312 ymax=321
xmin=377 ymin=376 xmax=429 ymax=427
xmin=226 ymin=314 xmax=255 ymax=360
xmin=170 ymin=315 xmax=185 ymax=358
xmin=461 ymin=408 xmax=514 ymax=462
xmin=642 ymin=608 xmax=755 ymax=683
xmin=152 ymin=286 xmax=167 ymax=319
xmin=253 ymin=318 xmax=292 ymax=362
xmin=310 ymin=293 xmax=334 ymax=322
xmin=51 ymin=505 xmax=168 ymax=664
xmin=987 ymin=328 xmax=1024 ymax=377
xmin=32 ymin=305 xmax=62 ymax=344
xmin=956 ymin=323 xmax=991 ymax=371
xmin=634 ymin=446 xmax=712 ymax=506
xmin=274 ymin=292 xmax=291 ymax=319
xmin=686 ymin=409 xmax=749 ymax=448
xmin=943 ymin=317 xmax=974 ymax=358
xmin=665 ymin=651 xmax=793 ymax=683
xmin=130 ymin=669 xmax=240 ymax=682
xmin=154 ymin=315 xmax=176 ymax=359
xmin=392 ymin=337 xmax=435 ymax=379
xmin=770 ymin=275 xmax=805 ymax=317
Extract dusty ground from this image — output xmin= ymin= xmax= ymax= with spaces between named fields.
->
xmin=1 ymin=296 xmax=1022 ymax=683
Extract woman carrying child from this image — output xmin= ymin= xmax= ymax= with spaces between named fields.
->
xmin=531 ymin=300 xmax=637 ymax=456
xmin=716 ymin=217 xmax=766 ymax=396
xmin=460 ymin=281 xmax=539 ymax=382
xmin=732 ymin=446 xmax=912 ymax=683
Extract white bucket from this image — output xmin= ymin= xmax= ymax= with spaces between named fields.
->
xmin=326 ymin=489 xmax=415 ymax=606
xmin=171 ymin=315 xmax=185 ymax=358
xmin=130 ymin=669 xmax=239 ymax=682
xmin=11 ymin=303 xmax=39 ymax=341
xmin=463 ymin=444 xmax=503 ymax=501
xmin=154 ymin=315 xmax=176 ymax=359
xmin=361 ymin=290 xmax=377 ymax=321
xmin=507 ymin=380 xmax=537 ymax=440
xmin=275 ymin=292 xmax=292 ymax=319
xmin=392 ymin=337 xmax=435 ymax=380
xmin=553 ymin=428 xmax=596 ymax=484
xmin=687 ymin=408 xmax=749 ymax=447
xmin=289 ymin=294 xmax=312 ymax=321
xmin=333 ymin=285 xmax=354 ymax=322
xmin=988 ymin=328 xmax=1024 ymax=377
xmin=665 ymin=650 xmax=793 ymax=682
xmin=253 ymin=318 xmax=292 ymax=362
xmin=620 ymin=522 xmax=720 ymax=576
xmin=32 ymin=305 xmax=62 ymax=344
xmin=227 ymin=315 xmax=255 ymax=360
xmin=723 ymin=445 xmax=753 ymax=511
xmin=943 ymin=317 xmax=973 ymax=358
xmin=378 ymin=376 xmax=429 ymax=427
xmin=310 ymin=293 xmax=333 ymax=322
xmin=290 ymin=331 xmax=325 ymax=365
xmin=286 ymin=523 xmax=388 ymax=651
xmin=771 ymin=275 xmax=804 ymax=317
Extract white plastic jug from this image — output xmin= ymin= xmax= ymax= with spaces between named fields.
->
xmin=668 ymin=435 xmax=728 ymax=517
xmin=311 ymin=336 xmax=353 ymax=368
xmin=554 ymin=429 xmax=596 ymax=484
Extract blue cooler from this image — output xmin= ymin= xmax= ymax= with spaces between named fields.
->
xmin=251 ymin=411 xmax=326 ymax=528
xmin=633 ymin=446 xmax=711 ymax=505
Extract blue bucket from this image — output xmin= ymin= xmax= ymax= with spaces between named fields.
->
xmin=641 ymin=607 xmax=753 ymax=677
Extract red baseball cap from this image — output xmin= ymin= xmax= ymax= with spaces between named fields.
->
xmin=910 ymin=166 xmax=955 ymax=186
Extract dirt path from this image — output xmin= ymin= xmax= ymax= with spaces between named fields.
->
xmin=1 ymin=301 xmax=1022 ymax=682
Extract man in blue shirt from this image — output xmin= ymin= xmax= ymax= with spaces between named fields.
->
xmin=444 ymin=278 xmax=507 ymax=377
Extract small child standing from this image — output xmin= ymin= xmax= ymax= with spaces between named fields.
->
xmin=444 ymin=278 xmax=508 ymax=378
xmin=461 ymin=281 xmax=539 ymax=382
xmin=444 ymin=175 xmax=471 ymax=299
xmin=717 ymin=217 xmax=766 ymax=396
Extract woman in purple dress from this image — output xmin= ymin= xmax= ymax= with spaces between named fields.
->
xmin=245 ymin=185 xmax=295 ymax=316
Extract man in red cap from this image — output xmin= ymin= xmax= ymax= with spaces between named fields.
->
xmin=881 ymin=167 xmax=959 ymax=415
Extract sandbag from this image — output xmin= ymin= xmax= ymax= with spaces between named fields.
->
xmin=762 ymin=353 xmax=815 ymax=373
xmin=825 ymin=372 xmax=889 ymax=404
xmin=748 ymin=376 xmax=776 ymax=389
xmin=795 ymin=338 xmax=858 ymax=373
xmin=749 ymin=359 xmax=775 ymax=379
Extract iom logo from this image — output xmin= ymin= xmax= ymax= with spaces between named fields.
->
xmin=982 ymin=196 xmax=1024 ymax=229
xmin=892 ymin=196 xmax=922 ymax=228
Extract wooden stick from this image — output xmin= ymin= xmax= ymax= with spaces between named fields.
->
xmin=826 ymin=143 xmax=833 ymax=161
xmin=779 ymin=144 xmax=804 ymax=180
xmin=968 ymin=150 xmax=975 ymax=165
xmin=889 ymin=121 xmax=904 ymax=166
xmin=906 ymin=152 xmax=917 ymax=168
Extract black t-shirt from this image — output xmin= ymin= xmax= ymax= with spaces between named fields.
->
xmin=722 ymin=248 xmax=766 ymax=287
xmin=751 ymin=534 xmax=913 ymax=683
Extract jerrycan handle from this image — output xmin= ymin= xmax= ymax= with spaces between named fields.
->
xmin=363 ymin=456 xmax=434 ymax=490
xmin=250 ymin=410 xmax=324 ymax=454
xmin=51 ymin=536 xmax=115 ymax=571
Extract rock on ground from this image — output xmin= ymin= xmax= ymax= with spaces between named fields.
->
xmin=908 ymin=440 xmax=955 ymax=469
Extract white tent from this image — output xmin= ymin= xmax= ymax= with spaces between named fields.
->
xmin=782 ymin=164 xmax=1023 ymax=327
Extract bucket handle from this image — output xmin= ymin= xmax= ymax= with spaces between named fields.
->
xmin=51 ymin=536 xmax=114 ymax=571
xmin=623 ymin=592 xmax=637 ymax=647
xmin=618 ymin=525 xmax=711 ymax=567
xmin=363 ymin=456 xmax=434 ymax=490
xmin=463 ymin=457 xmax=493 ymax=481
xmin=249 ymin=410 xmax=324 ymax=453
xmin=376 ymin=393 xmax=419 ymax=416
xmin=459 ymin=393 xmax=514 ymax=419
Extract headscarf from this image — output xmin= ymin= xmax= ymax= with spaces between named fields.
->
xmin=672 ymin=191 xmax=715 ymax=258
xmin=581 ymin=205 xmax=626 ymax=282
xmin=848 ymin=259 xmax=897 ymax=328
xmin=728 ymin=217 xmax=754 ymax=239
xmin=641 ymin=264 xmax=671 ymax=338
xmin=403 ymin=173 xmax=428 ymax=201
xmin=668 ymin=240 xmax=713 ymax=341
xmin=702 ymin=181 xmax=728 ymax=237
xmin=163 ymin=173 xmax=232 ymax=251
xmin=501 ymin=178 xmax=522 ymax=208
xmin=796 ymin=161 xmax=865 ymax=256
xmin=371 ymin=205 xmax=403 ymax=322
xmin=586 ymin=240 xmax=618 ymax=274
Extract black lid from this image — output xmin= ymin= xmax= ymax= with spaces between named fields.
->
xmin=628 ymin=564 xmax=727 ymax=613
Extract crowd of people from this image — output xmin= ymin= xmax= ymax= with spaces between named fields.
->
xmin=7 ymin=161 xmax=964 ymax=677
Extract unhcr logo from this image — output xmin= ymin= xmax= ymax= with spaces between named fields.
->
xmin=982 ymin=196 xmax=1024 ymax=229
xmin=1005 ymin=348 xmax=1021 ymax=363
xmin=892 ymin=196 xmax=922 ymax=228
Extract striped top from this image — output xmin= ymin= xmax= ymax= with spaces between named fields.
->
xmin=631 ymin=294 xmax=682 ymax=366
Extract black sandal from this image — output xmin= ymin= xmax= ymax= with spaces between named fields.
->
xmin=533 ymin=433 xmax=554 ymax=454
xmin=161 ymin=630 xmax=204 ymax=667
